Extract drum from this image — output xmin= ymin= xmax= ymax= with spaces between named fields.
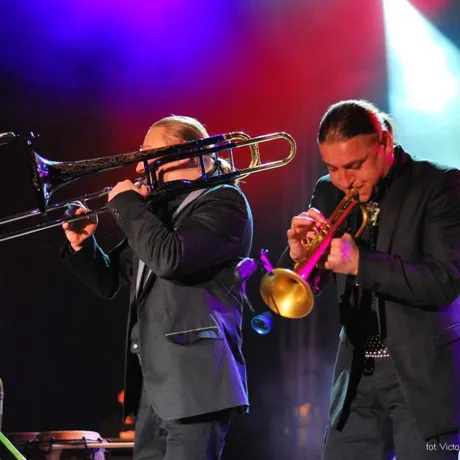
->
xmin=6 ymin=430 xmax=134 ymax=459
xmin=35 ymin=430 xmax=106 ymax=460
xmin=4 ymin=432 xmax=40 ymax=456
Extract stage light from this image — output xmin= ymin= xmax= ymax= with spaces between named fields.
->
xmin=383 ymin=0 xmax=460 ymax=168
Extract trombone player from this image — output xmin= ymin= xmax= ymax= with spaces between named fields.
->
xmin=279 ymin=100 xmax=460 ymax=459
xmin=61 ymin=116 xmax=253 ymax=460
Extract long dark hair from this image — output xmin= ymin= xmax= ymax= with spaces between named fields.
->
xmin=317 ymin=100 xmax=388 ymax=144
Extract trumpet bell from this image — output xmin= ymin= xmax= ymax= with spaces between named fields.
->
xmin=259 ymin=268 xmax=314 ymax=319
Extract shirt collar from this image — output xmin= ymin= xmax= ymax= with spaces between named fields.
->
xmin=371 ymin=144 xmax=401 ymax=202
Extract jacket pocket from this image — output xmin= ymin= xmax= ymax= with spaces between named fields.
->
xmin=164 ymin=325 xmax=223 ymax=345
xmin=434 ymin=322 xmax=460 ymax=349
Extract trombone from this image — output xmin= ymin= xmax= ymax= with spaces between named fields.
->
xmin=0 ymin=131 xmax=296 ymax=242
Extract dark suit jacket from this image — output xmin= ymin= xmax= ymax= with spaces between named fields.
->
xmin=279 ymin=147 xmax=460 ymax=439
xmin=62 ymin=184 xmax=253 ymax=421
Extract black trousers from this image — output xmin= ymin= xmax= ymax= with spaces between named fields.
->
xmin=133 ymin=386 xmax=233 ymax=460
xmin=323 ymin=356 xmax=460 ymax=460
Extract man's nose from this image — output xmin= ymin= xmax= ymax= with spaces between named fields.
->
xmin=136 ymin=162 xmax=145 ymax=174
xmin=338 ymin=169 xmax=355 ymax=189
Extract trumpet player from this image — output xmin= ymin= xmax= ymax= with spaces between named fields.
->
xmin=280 ymin=100 xmax=460 ymax=459
xmin=61 ymin=116 xmax=253 ymax=460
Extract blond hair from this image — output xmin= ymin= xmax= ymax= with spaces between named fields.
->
xmin=150 ymin=115 xmax=236 ymax=181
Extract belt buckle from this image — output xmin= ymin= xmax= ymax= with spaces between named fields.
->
xmin=363 ymin=357 xmax=375 ymax=376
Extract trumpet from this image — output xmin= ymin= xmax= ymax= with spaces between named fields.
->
xmin=0 ymin=131 xmax=296 ymax=243
xmin=259 ymin=188 xmax=368 ymax=319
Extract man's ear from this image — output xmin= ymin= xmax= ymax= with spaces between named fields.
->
xmin=193 ymin=154 xmax=213 ymax=169
xmin=379 ymin=130 xmax=393 ymax=153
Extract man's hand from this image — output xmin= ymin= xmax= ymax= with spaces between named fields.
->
xmin=324 ymin=233 xmax=359 ymax=275
xmin=108 ymin=180 xmax=149 ymax=201
xmin=287 ymin=208 xmax=326 ymax=263
xmin=62 ymin=201 xmax=98 ymax=252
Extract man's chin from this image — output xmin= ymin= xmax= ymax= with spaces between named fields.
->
xmin=358 ymin=191 xmax=371 ymax=203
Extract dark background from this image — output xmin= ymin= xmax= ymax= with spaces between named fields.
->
xmin=0 ymin=1 xmax=459 ymax=458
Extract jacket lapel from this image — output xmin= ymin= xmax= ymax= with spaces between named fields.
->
xmin=376 ymin=148 xmax=412 ymax=254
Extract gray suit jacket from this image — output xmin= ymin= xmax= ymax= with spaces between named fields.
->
xmin=63 ymin=184 xmax=253 ymax=421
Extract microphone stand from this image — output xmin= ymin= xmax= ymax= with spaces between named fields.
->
xmin=0 ymin=378 xmax=26 ymax=460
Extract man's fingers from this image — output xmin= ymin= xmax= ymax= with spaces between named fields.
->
xmin=308 ymin=207 xmax=327 ymax=223
xmin=291 ymin=217 xmax=316 ymax=236
xmin=330 ymin=238 xmax=341 ymax=249
xmin=325 ymin=254 xmax=339 ymax=270
xmin=64 ymin=203 xmax=88 ymax=218
xmin=136 ymin=184 xmax=149 ymax=197
xmin=342 ymin=232 xmax=354 ymax=242
xmin=291 ymin=215 xmax=315 ymax=226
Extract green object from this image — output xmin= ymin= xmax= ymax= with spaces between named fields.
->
xmin=0 ymin=432 xmax=26 ymax=460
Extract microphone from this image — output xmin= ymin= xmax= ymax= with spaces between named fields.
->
xmin=233 ymin=258 xmax=258 ymax=313
xmin=0 ymin=378 xmax=3 ymax=431
xmin=234 ymin=250 xmax=273 ymax=283
xmin=233 ymin=251 xmax=276 ymax=331
xmin=0 ymin=132 xmax=17 ymax=146
xmin=234 ymin=257 xmax=258 ymax=283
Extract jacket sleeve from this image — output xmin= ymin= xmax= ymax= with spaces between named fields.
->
xmin=356 ymin=168 xmax=460 ymax=306
xmin=61 ymin=236 xmax=133 ymax=299
xmin=106 ymin=185 xmax=252 ymax=279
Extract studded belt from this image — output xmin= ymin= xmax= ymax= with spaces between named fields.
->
xmin=364 ymin=334 xmax=390 ymax=358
